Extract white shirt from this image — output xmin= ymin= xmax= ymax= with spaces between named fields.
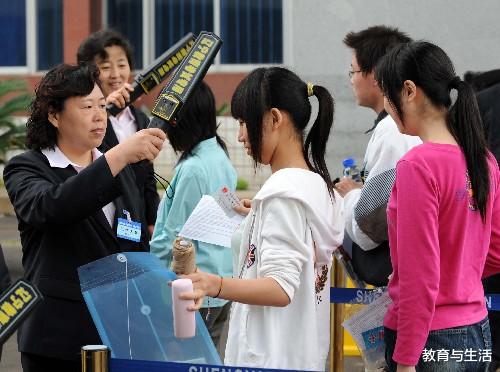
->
xmin=225 ymin=168 xmax=344 ymax=370
xmin=343 ymin=115 xmax=421 ymax=250
xmin=109 ymin=106 xmax=137 ymax=143
xmin=41 ymin=146 xmax=116 ymax=226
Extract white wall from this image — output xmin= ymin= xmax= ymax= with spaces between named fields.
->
xmin=285 ymin=0 xmax=500 ymax=176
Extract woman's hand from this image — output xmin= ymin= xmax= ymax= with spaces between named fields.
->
xmin=105 ymin=128 xmax=166 ymax=176
xmin=119 ymin=128 xmax=166 ymax=163
xmin=234 ymin=198 xmax=252 ymax=215
xmin=334 ymin=177 xmax=362 ymax=197
xmin=178 ymin=271 xmax=222 ymax=311
xmin=106 ymin=83 xmax=134 ymax=110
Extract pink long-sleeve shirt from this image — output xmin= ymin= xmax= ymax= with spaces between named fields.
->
xmin=384 ymin=142 xmax=500 ymax=366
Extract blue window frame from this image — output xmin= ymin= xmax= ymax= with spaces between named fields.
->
xmin=37 ymin=0 xmax=63 ymax=70
xmin=106 ymin=0 xmax=143 ymax=69
xmin=0 ymin=1 xmax=27 ymax=67
xmin=155 ymin=0 xmax=214 ymax=59
xmin=0 ymin=0 xmax=63 ymax=71
xmin=220 ymin=0 xmax=282 ymax=64
xmin=106 ymin=0 xmax=283 ymax=69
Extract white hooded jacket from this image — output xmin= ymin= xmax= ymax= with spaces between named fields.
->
xmin=225 ymin=168 xmax=344 ymax=370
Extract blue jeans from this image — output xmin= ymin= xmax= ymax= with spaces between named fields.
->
xmin=385 ymin=317 xmax=491 ymax=371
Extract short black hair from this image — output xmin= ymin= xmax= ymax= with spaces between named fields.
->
xmin=26 ymin=64 xmax=101 ymax=150
xmin=343 ymin=25 xmax=412 ymax=73
xmin=77 ymin=29 xmax=134 ymax=69
xmin=168 ymin=81 xmax=228 ymax=162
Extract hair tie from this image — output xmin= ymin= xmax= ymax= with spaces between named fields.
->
xmin=306 ymin=82 xmax=314 ymax=97
xmin=449 ymin=76 xmax=461 ymax=89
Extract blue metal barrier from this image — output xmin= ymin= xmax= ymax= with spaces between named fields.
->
xmin=110 ymin=358 xmax=313 ymax=372
xmin=86 ymin=288 xmax=500 ymax=372
xmin=330 ymin=287 xmax=500 ymax=311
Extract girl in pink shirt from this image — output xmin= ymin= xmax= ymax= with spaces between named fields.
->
xmin=375 ymin=41 xmax=500 ymax=371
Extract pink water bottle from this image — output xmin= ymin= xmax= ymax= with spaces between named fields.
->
xmin=171 ymin=278 xmax=196 ymax=338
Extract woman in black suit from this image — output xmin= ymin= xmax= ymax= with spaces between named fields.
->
xmin=77 ymin=29 xmax=160 ymax=238
xmin=3 ymin=63 xmax=166 ymax=371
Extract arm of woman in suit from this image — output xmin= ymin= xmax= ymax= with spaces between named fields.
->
xmin=4 ymin=129 xmax=165 ymax=228
xmin=107 ymin=128 xmax=165 ymax=236
xmin=105 ymin=128 xmax=165 ymax=176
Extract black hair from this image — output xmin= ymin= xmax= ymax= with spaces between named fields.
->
xmin=26 ymin=64 xmax=101 ymax=150
xmin=343 ymin=25 xmax=412 ymax=74
xmin=463 ymin=69 xmax=500 ymax=93
xmin=168 ymin=81 xmax=228 ymax=162
xmin=375 ymin=41 xmax=490 ymax=220
xmin=77 ymin=29 xmax=134 ymax=69
xmin=231 ymin=67 xmax=335 ymax=194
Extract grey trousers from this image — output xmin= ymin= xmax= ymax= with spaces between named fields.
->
xmin=199 ymin=302 xmax=231 ymax=358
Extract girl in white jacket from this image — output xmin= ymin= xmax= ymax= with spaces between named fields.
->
xmin=182 ymin=67 xmax=344 ymax=370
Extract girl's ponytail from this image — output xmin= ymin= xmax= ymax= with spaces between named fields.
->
xmin=376 ymin=42 xmax=491 ymax=221
xmin=304 ymin=84 xmax=335 ymax=195
xmin=447 ymin=78 xmax=489 ymax=220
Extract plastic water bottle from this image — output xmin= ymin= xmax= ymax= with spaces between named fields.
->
xmin=342 ymin=157 xmax=361 ymax=182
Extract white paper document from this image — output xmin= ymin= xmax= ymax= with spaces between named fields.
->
xmin=342 ymin=291 xmax=391 ymax=349
xmin=342 ymin=291 xmax=391 ymax=369
xmin=179 ymin=195 xmax=245 ymax=247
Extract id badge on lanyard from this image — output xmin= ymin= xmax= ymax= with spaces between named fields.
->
xmin=117 ymin=209 xmax=142 ymax=242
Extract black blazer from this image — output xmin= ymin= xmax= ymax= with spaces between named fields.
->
xmin=3 ymin=150 xmax=149 ymax=361
xmin=0 ymin=244 xmax=11 ymax=294
xmin=100 ymin=106 xmax=160 ymax=230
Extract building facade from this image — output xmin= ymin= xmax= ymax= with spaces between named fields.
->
xmin=1 ymin=0 xmax=500 ymax=184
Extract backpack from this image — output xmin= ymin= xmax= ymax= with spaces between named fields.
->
xmin=351 ymin=240 xmax=392 ymax=287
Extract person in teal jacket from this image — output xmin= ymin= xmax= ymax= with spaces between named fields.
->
xmin=150 ymin=81 xmax=236 ymax=350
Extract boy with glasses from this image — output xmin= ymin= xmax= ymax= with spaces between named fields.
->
xmin=335 ymin=25 xmax=420 ymax=286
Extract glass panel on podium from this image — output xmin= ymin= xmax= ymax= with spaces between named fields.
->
xmin=78 ymin=252 xmax=221 ymax=365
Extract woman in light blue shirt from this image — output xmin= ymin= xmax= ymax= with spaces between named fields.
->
xmin=150 ymin=81 xmax=237 ymax=350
